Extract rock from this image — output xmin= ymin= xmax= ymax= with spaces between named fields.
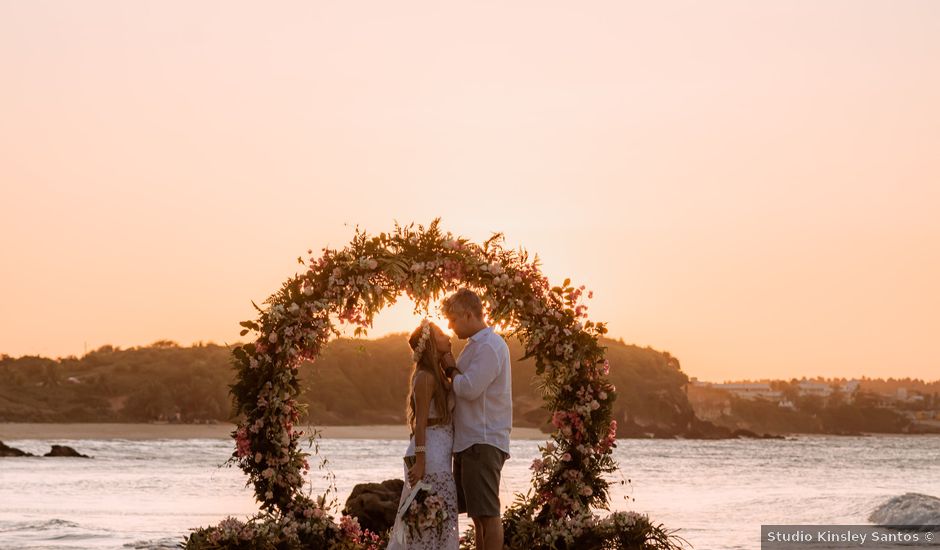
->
xmin=343 ymin=478 xmax=404 ymax=534
xmin=0 ymin=441 xmax=34 ymax=457
xmin=685 ymin=419 xmax=734 ymax=439
xmin=870 ymin=493 xmax=940 ymax=526
xmin=43 ymin=445 xmax=91 ymax=458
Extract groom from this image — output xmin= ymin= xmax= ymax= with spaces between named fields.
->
xmin=440 ymin=288 xmax=512 ymax=550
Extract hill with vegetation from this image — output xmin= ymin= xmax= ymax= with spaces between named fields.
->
xmin=3 ymin=337 xmax=928 ymax=436
xmin=0 ymin=336 xmax=692 ymax=433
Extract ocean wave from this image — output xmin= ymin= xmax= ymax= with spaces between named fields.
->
xmin=0 ymin=519 xmax=81 ymax=532
xmin=870 ymin=492 xmax=940 ymax=525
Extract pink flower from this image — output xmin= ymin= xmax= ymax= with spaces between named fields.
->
xmin=340 ymin=515 xmax=361 ymax=537
xmin=562 ymin=453 xmax=572 ymax=462
xmin=235 ymin=427 xmax=251 ymax=458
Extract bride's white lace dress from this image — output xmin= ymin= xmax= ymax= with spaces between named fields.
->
xmin=386 ymin=390 xmax=458 ymax=549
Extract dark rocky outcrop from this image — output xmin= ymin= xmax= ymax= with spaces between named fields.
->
xmin=0 ymin=440 xmax=34 ymax=457
xmin=343 ymin=478 xmax=404 ymax=534
xmin=43 ymin=445 xmax=91 ymax=458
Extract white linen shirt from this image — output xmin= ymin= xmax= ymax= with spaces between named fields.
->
xmin=452 ymin=326 xmax=512 ymax=455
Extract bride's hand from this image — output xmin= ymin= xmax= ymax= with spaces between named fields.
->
xmin=407 ymin=457 xmax=425 ymax=485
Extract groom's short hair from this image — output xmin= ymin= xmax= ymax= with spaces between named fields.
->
xmin=443 ymin=288 xmax=483 ymax=319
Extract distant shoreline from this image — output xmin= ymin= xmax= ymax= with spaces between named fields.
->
xmin=0 ymin=422 xmax=549 ymax=441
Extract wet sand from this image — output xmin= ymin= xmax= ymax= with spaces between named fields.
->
xmin=0 ymin=423 xmax=547 ymax=440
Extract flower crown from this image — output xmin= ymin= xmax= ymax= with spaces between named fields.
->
xmin=412 ymin=319 xmax=432 ymax=362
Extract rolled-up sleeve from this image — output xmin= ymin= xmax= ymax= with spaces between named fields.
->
xmin=453 ymin=343 xmax=500 ymax=401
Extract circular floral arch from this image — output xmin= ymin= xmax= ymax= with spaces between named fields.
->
xmin=191 ymin=221 xmax=682 ymax=549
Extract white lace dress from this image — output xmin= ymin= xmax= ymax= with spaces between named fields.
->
xmin=386 ymin=387 xmax=458 ymax=550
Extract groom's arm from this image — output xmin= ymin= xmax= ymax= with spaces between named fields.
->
xmin=451 ymin=344 xmax=500 ymax=401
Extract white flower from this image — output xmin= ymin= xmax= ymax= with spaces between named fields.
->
xmin=268 ymin=333 xmax=278 ymax=343
xmin=288 ymin=303 xmax=300 ymax=314
xmin=412 ymin=320 xmax=432 ymax=361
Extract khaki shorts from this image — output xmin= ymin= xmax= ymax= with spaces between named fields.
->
xmin=454 ymin=444 xmax=508 ymax=518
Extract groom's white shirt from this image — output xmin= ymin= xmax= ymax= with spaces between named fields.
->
xmin=452 ymin=326 xmax=512 ymax=456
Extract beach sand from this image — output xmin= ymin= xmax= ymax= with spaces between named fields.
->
xmin=0 ymin=423 xmax=548 ymax=441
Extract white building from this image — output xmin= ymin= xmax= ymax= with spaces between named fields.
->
xmin=711 ymin=383 xmax=782 ymax=401
xmin=797 ymin=380 xmax=833 ymax=398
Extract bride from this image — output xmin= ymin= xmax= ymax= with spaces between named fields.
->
xmin=386 ymin=320 xmax=459 ymax=549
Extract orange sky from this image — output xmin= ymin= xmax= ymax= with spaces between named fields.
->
xmin=1 ymin=1 xmax=938 ymax=382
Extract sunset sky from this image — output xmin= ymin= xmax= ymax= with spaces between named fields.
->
xmin=1 ymin=1 xmax=938 ymax=382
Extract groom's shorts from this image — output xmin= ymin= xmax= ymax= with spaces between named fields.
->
xmin=454 ymin=443 xmax=508 ymax=518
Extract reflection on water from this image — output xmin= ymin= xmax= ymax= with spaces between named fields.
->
xmin=1 ymin=435 xmax=938 ymax=549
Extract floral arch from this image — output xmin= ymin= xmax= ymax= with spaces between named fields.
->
xmin=186 ymin=221 xmax=683 ymax=549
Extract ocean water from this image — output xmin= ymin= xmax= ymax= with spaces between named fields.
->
xmin=1 ymin=435 xmax=938 ymax=550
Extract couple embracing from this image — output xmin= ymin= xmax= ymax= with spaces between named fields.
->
xmin=387 ymin=289 xmax=512 ymax=550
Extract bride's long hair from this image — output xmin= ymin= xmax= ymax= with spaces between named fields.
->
xmin=406 ymin=322 xmax=453 ymax=431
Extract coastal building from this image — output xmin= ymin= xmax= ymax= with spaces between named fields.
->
xmin=778 ymin=399 xmax=797 ymax=410
xmin=797 ymin=380 xmax=833 ymax=398
xmin=710 ymin=383 xmax=782 ymax=401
